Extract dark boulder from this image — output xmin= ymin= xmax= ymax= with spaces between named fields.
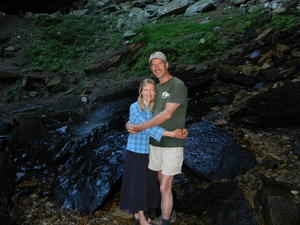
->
xmin=184 ymin=120 xmax=256 ymax=181
xmin=255 ymin=176 xmax=300 ymax=225
xmin=53 ymin=127 xmax=127 ymax=214
xmin=177 ymin=183 xmax=209 ymax=215
xmin=209 ymin=182 xmax=258 ymax=225
xmin=177 ymin=182 xmax=258 ymax=225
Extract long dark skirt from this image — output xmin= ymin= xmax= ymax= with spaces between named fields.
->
xmin=120 ymin=150 xmax=160 ymax=214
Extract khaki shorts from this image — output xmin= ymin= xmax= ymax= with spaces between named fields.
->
xmin=148 ymin=145 xmax=184 ymax=176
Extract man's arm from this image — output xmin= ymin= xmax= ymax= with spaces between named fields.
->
xmin=127 ymin=102 xmax=180 ymax=133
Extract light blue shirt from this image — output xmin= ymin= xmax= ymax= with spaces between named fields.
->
xmin=126 ymin=102 xmax=165 ymax=154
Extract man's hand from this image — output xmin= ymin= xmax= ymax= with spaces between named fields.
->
xmin=125 ymin=121 xmax=141 ymax=134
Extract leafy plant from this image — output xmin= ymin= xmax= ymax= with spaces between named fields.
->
xmin=116 ymin=8 xmax=300 ymax=78
xmin=24 ymin=15 xmax=124 ymax=74
xmin=23 ymin=8 xmax=300 ymax=79
xmin=3 ymin=80 xmax=24 ymax=102
xmin=115 ymin=17 xmax=233 ymax=77
xmin=269 ymin=14 xmax=298 ymax=30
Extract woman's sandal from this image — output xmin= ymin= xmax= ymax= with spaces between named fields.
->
xmin=134 ymin=213 xmax=139 ymax=220
xmin=133 ymin=213 xmax=152 ymax=225
xmin=140 ymin=217 xmax=152 ymax=225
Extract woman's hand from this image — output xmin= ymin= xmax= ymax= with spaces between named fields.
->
xmin=172 ymin=128 xmax=188 ymax=139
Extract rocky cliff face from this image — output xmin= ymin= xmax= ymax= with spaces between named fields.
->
xmin=0 ymin=1 xmax=299 ymax=225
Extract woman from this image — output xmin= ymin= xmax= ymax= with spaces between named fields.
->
xmin=120 ymin=78 xmax=187 ymax=225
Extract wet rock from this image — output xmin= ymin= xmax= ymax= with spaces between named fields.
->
xmin=7 ymin=113 xmax=74 ymax=184
xmin=184 ymin=120 xmax=256 ymax=181
xmin=255 ymin=176 xmax=300 ymax=225
xmin=232 ymin=81 xmax=300 ymax=127
xmin=53 ymin=127 xmax=127 ymax=214
xmin=209 ymin=182 xmax=258 ymax=225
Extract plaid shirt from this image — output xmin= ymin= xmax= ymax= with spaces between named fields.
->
xmin=126 ymin=102 xmax=165 ymax=154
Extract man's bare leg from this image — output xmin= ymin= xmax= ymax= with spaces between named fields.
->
xmin=158 ymin=171 xmax=174 ymax=220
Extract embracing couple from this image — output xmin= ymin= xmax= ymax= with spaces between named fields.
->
xmin=120 ymin=52 xmax=188 ymax=225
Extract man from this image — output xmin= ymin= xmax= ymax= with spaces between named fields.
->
xmin=127 ymin=51 xmax=188 ymax=225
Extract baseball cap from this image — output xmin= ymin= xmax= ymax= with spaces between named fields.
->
xmin=149 ymin=51 xmax=167 ymax=64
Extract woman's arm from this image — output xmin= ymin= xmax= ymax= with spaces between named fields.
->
xmin=130 ymin=103 xmax=188 ymax=140
xmin=130 ymin=103 xmax=165 ymax=141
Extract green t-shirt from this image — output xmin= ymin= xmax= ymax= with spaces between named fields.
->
xmin=150 ymin=76 xmax=188 ymax=147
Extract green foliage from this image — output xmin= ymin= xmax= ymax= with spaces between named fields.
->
xmin=128 ymin=20 xmax=227 ymax=71
xmin=24 ymin=15 xmax=123 ymax=74
xmin=269 ymin=14 xmax=298 ymax=30
xmin=221 ymin=7 xmax=299 ymax=32
xmin=23 ymin=9 xmax=300 ymax=79
xmin=115 ymin=18 xmax=233 ymax=77
xmin=216 ymin=6 xmax=267 ymax=32
xmin=116 ymin=9 xmax=300 ymax=78
xmin=3 ymin=80 xmax=24 ymax=103
xmin=73 ymin=75 xmax=96 ymax=95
